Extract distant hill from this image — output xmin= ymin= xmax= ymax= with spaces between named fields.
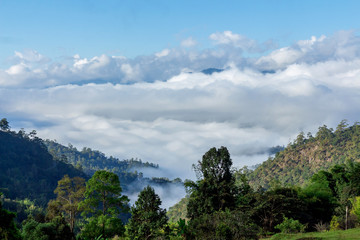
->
xmin=0 ymin=130 xmax=87 ymax=205
xmin=167 ymin=196 xmax=189 ymax=223
xmin=201 ymin=68 xmax=223 ymax=75
xmin=246 ymin=120 xmax=360 ymax=189
xmin=44 ymin=140 xmax=183 ymax=194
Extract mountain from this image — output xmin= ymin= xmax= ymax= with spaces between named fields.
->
xmin=167 ymin=196 xmax=189 ymax=223
xmin=246 ymin=120 xmax=360 ymax=189
xmin=201 ymin=68 xmax=224 ymax=75
xmin=0 ymin=130 xmax=87 ymax=205
xmin=44 ymin=140 xmax=183 ymax=194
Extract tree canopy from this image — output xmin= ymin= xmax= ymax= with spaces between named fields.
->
xmin=127 ymin=185 xmax=168 ymax=240
xmin=79 ymin=170 xmax=129 ymax=239
xmin=186 ymin=146 xmax=236 ymax=219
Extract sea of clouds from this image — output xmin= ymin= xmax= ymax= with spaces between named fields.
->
xmin=1 ymin=30 xmax=360 ymax=201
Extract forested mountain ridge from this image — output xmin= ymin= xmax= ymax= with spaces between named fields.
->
xmin=0 ymin=129 xmax=87 ymax=205
xmin=246 ymin=120 xmax=360 ymax=189
xmin=45 ymin=140 xmax=159 ymax=175
xmin=44 ymin=140 xmax=183 ymax=193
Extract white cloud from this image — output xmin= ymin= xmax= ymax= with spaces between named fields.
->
xmin=2 ymin=31 xmax=360 ymax=190
xmin=209 ymin=30 xmax=273 ymax=53
xmin=13 ymin=49 xmax=50 ymax=64
xmin=181 ymin=37 xmax=197 ymax=48
xmin=155 ymin=48 xmax=170 ymax=58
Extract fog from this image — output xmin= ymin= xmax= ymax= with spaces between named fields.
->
xmin=2 ymin=31 xmax=360 ymax=207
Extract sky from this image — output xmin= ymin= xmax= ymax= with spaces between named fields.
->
xmin=1 ymin=0 xmax=360 ymax=186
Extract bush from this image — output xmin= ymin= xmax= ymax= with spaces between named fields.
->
xmin=329 ymin=216 xmax=340 ymax=231
xmin=314 ymin=221 xmax=329 ymax=232
xmin=187 ymin=210 xmax=259 ymax=240
xmin=274 ymin=217 xmax=306 ymax=234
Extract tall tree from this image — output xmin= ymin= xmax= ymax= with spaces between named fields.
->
xmin=186 ymin=146 xmax=236 ymax=219
xmin=0 ymin=118 xmax=10 ymax=131
xmin=79 ymin=170 xmax=129 ymax=239
xmin=127 ymin=186 xmax=168 ymax=240
xmin=50 ymin=175 xmax=86 ymax=235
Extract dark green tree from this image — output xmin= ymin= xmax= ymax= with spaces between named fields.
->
xmin=0 ymin=118 xmax=10 ymax=131
xmin=0 ymin=193 xmax=21 ymax=240
xmin=186 ymin=210 xmax=259 ymax=240
xmin=79 ymin=170 xmax=129 ymax=239
xmin=252 ymin=187 xmax=305 ymax=233
xmin=186 ymin=146 xmax=236 ymax=219
xmin=21 ymin=217 xmax=73 ymax=240
xmin=127 ymin=186 xmax=168 ymax=240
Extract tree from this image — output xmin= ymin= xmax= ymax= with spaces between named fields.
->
xmin=79 ymin=170 xmax=129 ymax=239
xmin=0 ymin=118 xmax=10 ymax=131
xmin=252 ymin=187 xmax=305 ymax=233
xmin=0 ymin=193 xmax=21 ymax=240
xmin=50 ymin=175 xmax=86 ymax=235
xmin=186 ymin=210 xmax=259 ymax=240
xmin=21 ymin=217 xmax=73 ymax=240
xmin=186 ymin=146 xmax=236 ymax=219
xmin=127 ymin=186 xmax=168 ymax=240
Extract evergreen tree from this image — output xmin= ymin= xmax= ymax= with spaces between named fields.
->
xmin=0 ymin=118 xmax=10 ymax=131
xmin=127 ymin=186 xmax=168 ymax=240
xmin=79 ymin=170 xmax=129 ymax=239
xmin=186 ymin=146 xmax=236 ymax=219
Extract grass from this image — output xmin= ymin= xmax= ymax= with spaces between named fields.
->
xmin=263 ymin=228 xmax=360 ymax=240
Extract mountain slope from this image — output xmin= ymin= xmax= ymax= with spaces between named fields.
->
xmin=44 ymin=140 xmax=184 ymax=195
xmin=0 ymin=130 xmax=87 ymax=205
xmin=247 ymin=120 xmax=360 ymax=189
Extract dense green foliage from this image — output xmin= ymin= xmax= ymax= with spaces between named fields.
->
xmin=45 ymin=140 xmax=158 ymax=188
xmin=21 ymin=217 xmax=73 ymax=240
xmin=0 ymin=129 xmax=87 ymax=206
xmin=247 ymin=120 xmax=360 ymax=189
xmin=79 ymin=170 xmax=129 ymax=239
xmin=186 ymin=210 xmax=259 ymax=240
xmin=3 ymin=118 xmax=360 ymax=239
xmin=185 ymin=147 xmax=259 ymax=239
xmin=274 ymin=217 xmax=306 ymax=234
xmin=0 ymin=193 xmax=21 ymax=240
xmin=186 ymin=147 xmax=237 ymax=219
xmin=50 ymin=175 xmax=86 ymax=234
xmin=44 ymin=140 xmax=183 ymax=194
xmin=127 ymin=186 xmax=168 ymax=239
xmin=167 ymin=197 xmax=189 ymax=223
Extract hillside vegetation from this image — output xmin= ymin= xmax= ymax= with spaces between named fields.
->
xmin=3 ymin=118 xmax=360 ymax=239
xmin=0 ymin=130 xmax=87 ymax=205
xmin=44 ymin=140 xmax=183 ymax=193
xmin=247 ymin=120 xmax=360 ymax=189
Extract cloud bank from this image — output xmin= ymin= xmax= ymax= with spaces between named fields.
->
xmin=1 ymin=30 xmax=360 ymax=184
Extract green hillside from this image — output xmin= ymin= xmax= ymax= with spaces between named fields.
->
xmin=0 ymin=130 xmax=87 ymax=205
xmin=247 ymin=120 xmax=360 ymax=189
xmin=44 ymin=140 xmax=183 ymax=193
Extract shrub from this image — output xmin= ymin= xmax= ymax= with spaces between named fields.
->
xmin=314 ymin=221 xmax=329 ymax=232
xmin=274 ymin=217 xmax=306 ymax=234
xmin=329 ymin=216 xmax=340 ymax=231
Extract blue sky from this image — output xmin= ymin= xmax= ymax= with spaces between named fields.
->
xmin=2 ymin=1 xmax=360 ymax=206
xmin=1 ymin=0 xmax=359 ymax=63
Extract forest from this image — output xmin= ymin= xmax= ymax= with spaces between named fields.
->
xmin=2 ymin=118 xmax=360 ymax=239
